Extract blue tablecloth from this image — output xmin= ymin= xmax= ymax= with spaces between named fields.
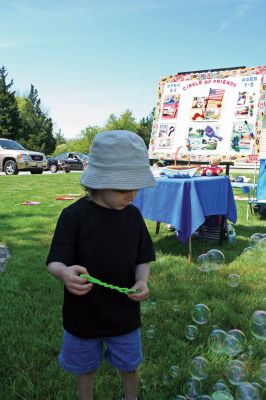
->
xmin=257 ymin=159 xmax=266 ymax=200
xmin=133 ymin=175 xmax=237 ymax=243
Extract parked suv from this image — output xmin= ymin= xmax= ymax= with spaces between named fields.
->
xmin=0 ymin=138 xmax=47 ymax=175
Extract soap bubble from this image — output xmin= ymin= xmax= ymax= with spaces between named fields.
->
xmin=197 ymin=250 xmax=225 ymax=272
xmin=227 ymin=273 xmax=241 ymax=287
xmin=173 ymin=303 xmax=180 ymax=312
xmin=258 ymin=359 xmax=266 ymax=384
xmin=208 ymin=329 xmax=227 ymax=353
xmin=185 ymin=324 xmax=198 ymax=340
xmin=146 ymin=325 xmax=155 ymax=339
xmin=162 ymin=374 xmax=169 ymax=385
xmin=250 ymin=382 xmax=263 ymax=395
xmin=183 ymin=378 xmax=202 ymax=399
xmin=170 ymin=365 xmax=179 ymax=378
xmin=225 ymin=329 xmax=247 ymax=356
xmin=256 ymin=237 xmax=266 ymax=252
xmin=213 ymin=380 xmax=230 ymax=392
xmin=225 ymin=335 xmax=242 ymax=357
xmin=191 ymin=304 xmax=210 ymax=325
xmin=206 ymin=249 xmax=225 ymax=270
xmin=189 ymin=356 xmax=209 ymax=380
xmin=197 ymin=254 xmax=211 ymax=272
xmin=251 ymin=310 xmax=266 ymax=340
xmin=211 ymin=391 xmax=234 ymax=400
xmin=228 ymin=329 xmax=246 ymax=345
xmin=196 ymin=396 xmax=212 ymax=399
xmin=225 ymin=359 xmax=245 ymax=385
xmin=250 ymin=233 xmax=264 ymax=247
xmin=173 ymin=396 xmax=186 ymax=400
xmin=243 ymin=247 xmax=254 ymax=258
xmin=235 ymin=382 xmax=261 ymax=400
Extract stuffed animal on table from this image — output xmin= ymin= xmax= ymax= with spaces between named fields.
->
xmin=201 ymin=158 xmax=223 ymax=176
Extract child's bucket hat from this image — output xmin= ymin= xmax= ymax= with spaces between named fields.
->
xmin=80 ymin=130 xmax=155 ymax=190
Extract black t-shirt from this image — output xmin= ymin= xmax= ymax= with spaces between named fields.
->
xmin=46 ymin=197 xmax=156 ymax=338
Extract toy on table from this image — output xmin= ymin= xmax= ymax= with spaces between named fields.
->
xmin=201 ymin=158 xmax=223 ymax=176
xmin=153 ymin=158 xmax=166 ymax=168
xmin=80 ymin=273 xmax=140 ymax=295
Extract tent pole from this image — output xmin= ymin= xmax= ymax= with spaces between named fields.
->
xmin=252 ymin=158 xmax=258 ymax=199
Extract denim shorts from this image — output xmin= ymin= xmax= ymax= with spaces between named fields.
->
xmin=58 ymin=329 xmax=143 ymax=375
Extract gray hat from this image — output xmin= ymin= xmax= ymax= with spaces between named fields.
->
xmin=80 ymin=130 xmax=155 ymax=190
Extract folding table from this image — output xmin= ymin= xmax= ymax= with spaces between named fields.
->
xmin=133 ymin=175 xmax=237 ymax=262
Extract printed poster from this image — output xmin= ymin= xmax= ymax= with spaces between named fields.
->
xmin=161 ymin=94 xmax=180 ymax=119
xmin=190 ymin=89 xmax=225 ymax=122
xmin=187 ymin=124 xmax=222 ymax=152
xmin=231 ymin=121 xmax=254 ymax=152
xmin=157 ymin=124 xmax=176 ymax=148
xmin=149 ymin=65 xmax=266 ymax=162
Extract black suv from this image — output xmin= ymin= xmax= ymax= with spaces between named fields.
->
xmin=47 ymin=152 xmax=89 ymax=173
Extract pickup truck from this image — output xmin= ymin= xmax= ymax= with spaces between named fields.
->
xmin=0 ymin=138 xmax=47 ymax=175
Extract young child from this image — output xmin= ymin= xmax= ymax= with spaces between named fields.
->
xmin=47 ymin=130 xmax=156 ymax=400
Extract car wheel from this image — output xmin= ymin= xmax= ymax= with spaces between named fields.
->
xmin=4 ymin=160 xmax=19 ymax=175
xmin=50 ymin=164 xmax=58 ymax=173
xmin=65 ymin=170 xmax=71 ymax=173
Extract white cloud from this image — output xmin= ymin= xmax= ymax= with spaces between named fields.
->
xmin=220 ymin=0 xmax=261 ymax=31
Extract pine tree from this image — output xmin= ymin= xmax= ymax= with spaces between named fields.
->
xmin=0 ymin=66 xmax=21 ymax=139
xmin=54 ymin=128 xmax=66 ymax=146
xmin=136 ymin=108 xmax=155 ymax=147
xmin=19 ymin=84 xmax=56 ymax=154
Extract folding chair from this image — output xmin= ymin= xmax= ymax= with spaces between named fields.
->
xmin=242 ymin=158 xmax=266 ymax=221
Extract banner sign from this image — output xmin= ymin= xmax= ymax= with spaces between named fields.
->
xmin=149 ymin=66 xmax=266 ymax=163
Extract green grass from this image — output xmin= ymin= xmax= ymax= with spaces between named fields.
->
xmin=0 ymin=173 xmax=265 ymax=399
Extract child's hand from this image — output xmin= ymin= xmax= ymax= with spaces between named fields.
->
xmin=127 ymin=280 xmax=149 ymax=302
xmin=62 ymin=265 xmax=93 ymax=296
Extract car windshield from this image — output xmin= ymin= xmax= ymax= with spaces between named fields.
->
xmin=54 ymin=152 xmax=90 ymax=161
xmin=76 ymin=153 xmax=90 ymax=161
xmin=0 ymin=139 xmax=25 ymax=150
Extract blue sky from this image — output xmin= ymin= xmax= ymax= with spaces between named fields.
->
xmin=1 ymin=0 xmax=266 ymax=138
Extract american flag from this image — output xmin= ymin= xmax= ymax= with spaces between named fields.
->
xmin=208 ymin=88 xmax=225 ymax=101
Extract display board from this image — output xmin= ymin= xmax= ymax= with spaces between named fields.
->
xmin=149 ymin=65 xmax=266 ymax=163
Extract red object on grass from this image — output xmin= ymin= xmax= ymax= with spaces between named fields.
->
xmin=56 ymin=197 xmax=75 ymax=201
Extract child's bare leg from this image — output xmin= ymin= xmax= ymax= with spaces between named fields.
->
xmin=77 ymin=370 xmax=96 ymax=400
xmin=120 ymin=370 xmax=138 ymax=400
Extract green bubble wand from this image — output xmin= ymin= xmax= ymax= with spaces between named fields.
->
xmin=80 ymin=274 xmax=139 ymax=294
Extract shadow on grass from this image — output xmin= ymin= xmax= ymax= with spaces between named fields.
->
xmin=150 ymin=221 xmax=266 ymax=264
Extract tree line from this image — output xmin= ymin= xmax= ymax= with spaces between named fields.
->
xmin=0 ymin=66 xmax=154 ymax=156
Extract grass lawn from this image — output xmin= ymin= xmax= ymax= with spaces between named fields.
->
xmin=0 ymin=173 xmax=265 ymax=399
